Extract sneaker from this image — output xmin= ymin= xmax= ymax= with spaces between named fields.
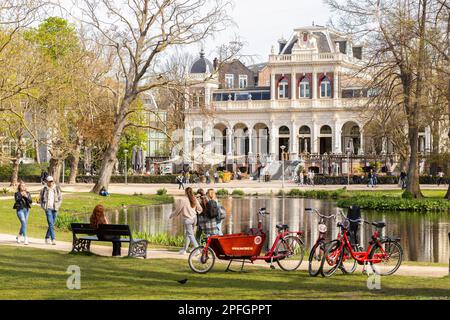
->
xmin=45 ymin=238 xmax=50 ymax=244
xmin=52 ymin=240 xmax=56 ymax=245
xmin=24 ymin=237 xmax=29 ymax=245
xmin=178 ymin=249 xmax=187 ymax=255
xmin=16 ymin=235 xmax=21 ymax=243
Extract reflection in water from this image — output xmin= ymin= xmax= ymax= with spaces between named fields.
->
xmin=88 ymin=197 xmax=449 ymax=263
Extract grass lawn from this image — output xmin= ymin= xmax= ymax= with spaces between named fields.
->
xmin=0 ymin=245 xmax=448 ymax=300
xmin=0 ymin=193 xmax=173 ymax=242
xmin=345 ymin=189 xmax=447 ymax=198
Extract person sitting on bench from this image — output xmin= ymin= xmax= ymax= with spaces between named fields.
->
xmin=90 ymin=205 xmax=120 ymax=256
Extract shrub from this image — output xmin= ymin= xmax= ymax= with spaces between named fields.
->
xmin=55 ymin=214 xmax=82 ymax=231
xmin=231 ymin=189 xmax=245 ymax=197
xmin=216 ymin=188 xmax=230 ymax=197
xmin=134 ymin=232 xmax=184 ymax=247
xmin=156 ymin=188 xmax=167 ymax=196
xmin=401 ymin=191 xmax=414 ymax=199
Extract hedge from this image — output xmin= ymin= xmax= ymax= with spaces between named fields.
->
xmin=0 ymin=174 xmax=178 ymax=184
xmin=0 ymin=174 xmax=448 ymax=185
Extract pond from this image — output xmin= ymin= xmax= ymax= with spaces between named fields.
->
xmin=95 ymin=197 xmax=449 ymax=263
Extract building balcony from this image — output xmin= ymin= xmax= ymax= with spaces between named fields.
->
xmin=268 ymin=52 xmax=361 ymax=64
xmin=200 ymin=98 xmax=368 ymax=112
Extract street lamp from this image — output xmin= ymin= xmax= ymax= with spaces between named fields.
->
xmin=280 ymin=145 xmax=286 ymax=190
xmin=124 ymin=149 xmax=128 ymax=185
xmin=346 ymin=143 xmax=352 ymax=186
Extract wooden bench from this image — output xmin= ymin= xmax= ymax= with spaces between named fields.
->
xmin=70 ymin=223 xmax=148 ymax=258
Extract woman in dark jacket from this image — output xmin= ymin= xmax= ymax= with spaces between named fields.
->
xmin=13 ymin=182 xmax=32 ymax=245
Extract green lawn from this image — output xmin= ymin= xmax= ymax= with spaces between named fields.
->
xmin=0 ymin=245 xmax=448 ymax=300
xmin=0 ymin=193 xmax=173 ymax=242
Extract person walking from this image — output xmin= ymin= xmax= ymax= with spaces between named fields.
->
xmin=195 ymin=188 xmax=208 ymax=242
xmin=299 ymin=170 xmax=304 ymax=186
xmin=13 ymin=182 xmax=32 ymax=245
xmin=170 ymin=187 xmax=202 ymax=254
xmin=399 ymin=171 xmax=407 ymax=189
xmin=437 ymin=170 xmax=444 ymax=186
xmin=367 ymin=169 xmax=374 ymax=188
xmin=205 ymin=170 xmax=211 ymax=184
xmin=176 ymin=173 xmax=185 ymax=190
xmin=39 ymin=176 xmax=62 ymax=245
xmin=256 ymin=155 xmax=262 ymax=182
xmin=206 ymin=189 xmax=225 ymax=236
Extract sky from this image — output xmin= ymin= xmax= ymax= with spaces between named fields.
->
xmin=203 ymin=0 xmax=333 ymax=63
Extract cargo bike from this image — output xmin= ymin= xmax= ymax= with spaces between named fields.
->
xmin=188 ymin=208 xmax=305 ymax=273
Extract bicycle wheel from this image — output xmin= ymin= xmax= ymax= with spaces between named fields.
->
xmin=275 ymin=235 xmax=305 ymax=271
xmin=339 ymin=245 xmax=358 ymax=274
xmin=308 ymin=241 xmax=325 ymax=277
xmin=369 ymin=240 xmax=403 ymax=276
xmin=320 ymin=240 xmax=342 ymax=277
xmin=188 ymin=246 xmax=216 ymax=274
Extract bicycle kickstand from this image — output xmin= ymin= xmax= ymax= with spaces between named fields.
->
xmin=362 ymin=260 xmax=368 ymax=275
xmin=269 ymin=256 xmax=275 ymax=270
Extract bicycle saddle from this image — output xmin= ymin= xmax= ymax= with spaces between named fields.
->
xmin=276 ymin=224 xmax=289 ymax=231
xmin=372 ymin=221 xmax=386 ymax=229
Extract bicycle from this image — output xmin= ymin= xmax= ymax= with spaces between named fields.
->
xmin=320 ymin=211 xmax=403 ymax=277
xmin=306 ymin=208 xmax=357 ymax=277
xmin=188 ymin=208 xmax=305 ymax=273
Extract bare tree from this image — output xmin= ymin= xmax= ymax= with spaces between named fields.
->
xmin=73 ymin=0 xmax=236 ymax=192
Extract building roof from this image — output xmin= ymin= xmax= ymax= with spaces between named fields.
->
xmin=190 ymin=50 xmax=214 ymax=74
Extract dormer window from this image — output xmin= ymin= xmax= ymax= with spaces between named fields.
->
xmin=299 ymin=78 xmax=310 ymax=98
xmin=320 ymin=76 xmax=331 ymax=98
xmin=278 ymin=78 xmax=289 ymax=99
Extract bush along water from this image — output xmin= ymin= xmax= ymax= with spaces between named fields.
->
xmin=336 ymin=197 xmax=450 ymax=212
xmin=134 ymin=232 xmax=184 ymax=247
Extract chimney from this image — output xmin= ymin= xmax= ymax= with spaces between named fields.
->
xmin=213 ymin=57 xmax=219 ymax=70
xmin=278 ymin=37 xmax=287 ymax=54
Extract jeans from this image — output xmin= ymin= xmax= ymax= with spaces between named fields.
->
xmin=216 ymin=221 xmax=223 ymax=236
xmin=183 ymin=217 xmax=199 ymax=252
xmin=368 ymin=178 xmax=374 ymax=187
xmin=45 ymin=209 xmax=58 ymax=240
xmin=16 ymin=208 xmax=29 ymax=236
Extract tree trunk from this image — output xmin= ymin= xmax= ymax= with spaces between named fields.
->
xmin=91 ymin=98 xmax=131 ymax=193
xmin=406 ymin=126 xmax=422 ymax=198
xmin=48 ymin=158 xmax=62 ymax=184
xmin=68 ymin=136 xmax=83 ymax=184
xmin=10 ymin=157 xmax=20 ymax=187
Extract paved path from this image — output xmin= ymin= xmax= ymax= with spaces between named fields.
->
xmin=1 ymin=233 xmax=448 ymax=278
xmin=0 ymin=181 xmax=448 ymax=197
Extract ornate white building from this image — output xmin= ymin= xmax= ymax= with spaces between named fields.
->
xmin=183 ymin=26 xmax=445 ymax=175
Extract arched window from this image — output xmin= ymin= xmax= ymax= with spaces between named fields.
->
xmin=320 ymin=76 xmax=331 ymax=98
xmin=279 ymin=126 xmax=290 ymax=135
xmin=299 ymin=78 xmax=310 ymax=98
xmin=278 ymin=78 xmax=289 ymax=99
xmin=299 ymin=125 xmax=311 ymax=135
xmin=320 ymin=125 xmax=332 ymax=135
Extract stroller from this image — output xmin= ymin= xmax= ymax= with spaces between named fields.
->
xmin=347 ymin=205 xmax=361 ymax=247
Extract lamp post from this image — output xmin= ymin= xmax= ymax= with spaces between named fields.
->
xmin=280 ymin=145 xmax=286 ymax=190
xmin=124 ymin=149 xmax=128 ymax=185
xmin=346 ymin=145 xmax=352 ymax=186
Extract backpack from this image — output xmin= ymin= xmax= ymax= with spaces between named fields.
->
xmin=206 ymin=199 xmax=219 ymax=219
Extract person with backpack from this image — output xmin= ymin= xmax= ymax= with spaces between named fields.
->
xmin=13 ymin=182 xmax=32 ymax=245
xmin=206 ymin=189 xmax=226 ymax=236
xmin=169 ymin=187 xmax=203 ymax=254
xmin=39 ymin=176 xmax=62 ymax=245
xmin=176 ymin=173 xmax=185 ymax=190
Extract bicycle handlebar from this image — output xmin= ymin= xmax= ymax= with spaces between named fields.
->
xmin=306 ymin=208 xmax=337 ymax=219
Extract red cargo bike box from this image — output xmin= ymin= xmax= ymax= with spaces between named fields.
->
xmin=209 ymin=233 xmax=266 ymax=259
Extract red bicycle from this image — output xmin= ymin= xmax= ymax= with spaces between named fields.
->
xmin=188 ymin=208 xmax=305 ymax=273
xmin=306 ymin=208 xmax=357 ymax=277
xmin=321 ymin=212 xmax=403 ymax=277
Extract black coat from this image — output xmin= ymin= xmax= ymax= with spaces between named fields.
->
xmin=13 ymin=192 xmax=32 ymax=210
